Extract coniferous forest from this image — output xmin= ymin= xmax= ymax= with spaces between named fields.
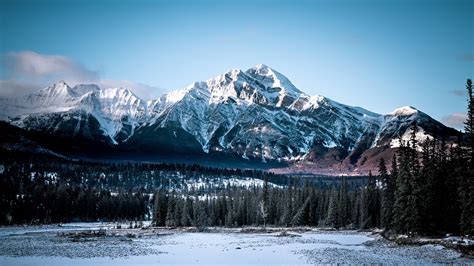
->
xmin=0 ymin=79 xmax=473 ymax=237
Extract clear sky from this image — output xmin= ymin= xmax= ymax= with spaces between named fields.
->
xmin=0 ymin=0 xmax=473 ymax=129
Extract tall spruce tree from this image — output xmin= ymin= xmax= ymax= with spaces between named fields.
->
xmin=165 ymin=193 xmax=177 ymax=227
xmin=379 ymin=158 xmax=394 ymax=229
xmin=337 ymin=177 xmax=350 ymax=228
xmin=365 ymin=171 xmax=379 ymax=229
xmin=419 ymin=139 xmax=437 ymax=234
xmin=260 ymin=176 xmax=269 ymax=228
xmin=152 ymin=189 xmax=167 ymax=226
xmin=291 ymin=196 xmax=311 ymax=227
xmin=465 ymin=79 xmax=474 ymax=159
xmin=460 ymin=78 xmax=474 ymax=234
xmin=409 ymin=122 xmax=424 ymax=233
xmin=444 ymin=143 xmax=461 ymax=233
xmin=326 ymin=187 xmax=339 ymax=228
xmin=393 ymin=139 xmax=413 ymax=234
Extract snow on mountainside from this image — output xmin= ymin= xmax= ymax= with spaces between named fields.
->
xmin=1 ymin=81 xmax=151 ymax=143
xmin=132 ymin=64 xmax=385 ymax=162
xmin=389 ymin=106 xmax=418 ymax=116
xmin=0 ymin=64 xmax=461 ymax=173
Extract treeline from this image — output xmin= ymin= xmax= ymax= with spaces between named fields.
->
xmin=151 ymin=80 xmax=474 ymax=235
xmin=0 ymin=149 xmax=294 ymax=225
xmin=152 ymin=177 xmax=380 ymax=229
xmin=0 ymin=163 xmax=149 ymax=224
xmin=0 ymin=151 xmax=286 ymax=191
xmin=0 ymin=149 xmax=367 ymax=225
xmin=0 ymin=154 xmax=269 ymax=225
xmin=151 ymin=133 xmax=471 ymax=235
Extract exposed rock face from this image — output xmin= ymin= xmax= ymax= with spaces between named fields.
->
xmin=0 ymin=64 xmax=460 ymax=174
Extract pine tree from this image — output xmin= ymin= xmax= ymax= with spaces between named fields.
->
xmin=419 ymin=139 xmax=437 ymax=233
xmin=460 ymin=78 xmax=474 ymax=234
xmin=291 ymin=196 xmax=310 ymax=227
xmin=465 ymin=79 xmax=474 ymax=160
xmin=391 ymin=154 xmax=399 ymax=180
xmin=152 ymin=190 xmax=167 ymax=226
xmin=409 ymin=121 xmax=421 ymax=176
xmin=260 ymin=176 xmax=269 ymax=228
xmin=409 ymin=122 xmax=424 ymax=234
xmin=352 ymin=190 xmax=362 ymax=229
xmin=393 ymin=140 xmax=413 ymax=234
xmin=326 ymin=187 xmax=339 ymax=228
xmin=337 ymin=177 xmax=350 ymax=228
xmin=379 ymin=157 xmax=394 ymax=229
xmin=195 ymin=200 xmax=209 ymax=228
xmin=365 ymin=171 xmax=379 ymax=229
xmin=180 ymin=197 xmax=190 ymax=227
xmin=308 ymin=189 xmax=319 ymax=226
xmin=443 ymin=143 xmax=461 ymax=233
xmin=165 ymin=194 xmax=176 ymax=227
xmin=281 ymin=186 xmax=293 ymax=226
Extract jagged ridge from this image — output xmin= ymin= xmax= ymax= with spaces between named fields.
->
xmin=0 ymin=64 xmax=461 ymax=172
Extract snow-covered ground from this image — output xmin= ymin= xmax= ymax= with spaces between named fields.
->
xmin=185 ymin=177 xmax=281 ymax=190
xmin=0 ymin=224 xmax=471 ymax=265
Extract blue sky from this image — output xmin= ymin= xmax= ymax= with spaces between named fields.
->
xmin=1 ymin=0 xmax=473 ymax=129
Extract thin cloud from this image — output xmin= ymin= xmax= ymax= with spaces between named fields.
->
xmin=450 ymin=90 xmax=465 ymax=97
xmin=0 ymin=51 xmax=165 ymax=99
xmin=4 ymin=51 xmax=99 ymax=80
xmin=459 ymin=53 xmax=474 ymax=62
xmin=442 ymin=112 xmax=466 ymax=130
xmin=0 ymin=80 xmax=38 ymax=98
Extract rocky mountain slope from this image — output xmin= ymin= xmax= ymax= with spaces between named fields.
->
xmin=0 ymin=64 xmax=461 ymax=174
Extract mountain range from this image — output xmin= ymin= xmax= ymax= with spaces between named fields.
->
xmin=0 ymin=64 xmax=461 ymax=175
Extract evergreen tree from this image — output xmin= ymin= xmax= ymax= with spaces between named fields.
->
xmin=308 ymin=189 xmax=319 ymax=226
xmin=419 ymin=139 xmax=437 ymax=234
xmin=365 ymin=171 xmax=379 ymax=229
xmin=443 ymin=143 xmax=461 ymax=233
xmin=291 ymin=196 xmax=311 ymax=226
xmin=326 ymin=187 xmax=338 ymax=228
xmin=393 ymin=140 xmax=413 ymax=234
xmin=165 ymin=193 xmax=176 ymax=227
xmin=352 ymin=190 xmax=362 ymax=229
xmin=337 ymin=177 xmax=350 ymax=228
xmin=379 ymin=158 xmax=394 ymax=229
xmin=465 ymin=79 xmax=474 ymax=159
xmin=260 ymin=176 xmax=269 ymax=228
xmin=409 ymin=121 xmax=421 ymax=176
xmin=409 ymin=122 xmax=424 ymax=234
xmin=152 ymin=190 xmax=168 ymax=226
xmin=460 ymin=78 xmax=474 ymax=234
xmin=281 ymin=186 xmax=293 ymax=226
xmin=391 ymin=154 xmax=398 ymax=182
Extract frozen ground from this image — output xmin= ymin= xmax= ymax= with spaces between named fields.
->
xmin=0 ymin=223 xmax=472 ymax=265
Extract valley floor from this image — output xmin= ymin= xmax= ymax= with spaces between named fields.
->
xmin=0 ymin=223 xmax=472 ymax=265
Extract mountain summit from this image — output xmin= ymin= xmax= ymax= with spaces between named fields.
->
xmin=0 ymin=64 xmax=460 ymax=174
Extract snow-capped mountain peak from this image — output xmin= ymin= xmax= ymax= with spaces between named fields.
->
xmin=161 ymin=65 xmax=307 ymax=110
xmin=1 ymin=80 xmax=152 ymax=142
xmin=70 ymin=84 xmax=101 ymax=97
xmin=247 ymin=64 xmax=300 ymax=92
xmin=14 ymin=81 xmax=78 ymax=113
xmin=0 ymin=65 xmax=460 ymax=173
xmin=40 ymin=80 xmax=72 ymax=97
xmin=389 ymin=106 xmax=418 ymax=116
xmin=245 ymin=64 xmax=303 ymax=106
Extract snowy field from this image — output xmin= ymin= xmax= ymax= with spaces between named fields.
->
xmin=0 ymin=223 xmax=472 ymax=265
